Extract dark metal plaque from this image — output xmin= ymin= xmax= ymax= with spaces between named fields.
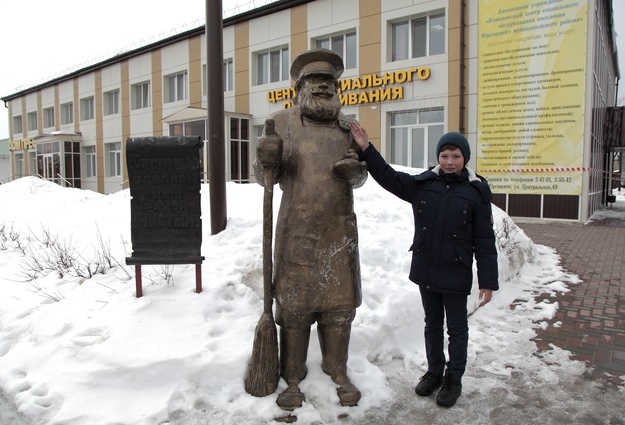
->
xmin=125 ymin=136 xmax=204 ymax=265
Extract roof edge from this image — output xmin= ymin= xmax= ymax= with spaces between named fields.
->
xmin=1 ymin=0 xmax=315 ymax=103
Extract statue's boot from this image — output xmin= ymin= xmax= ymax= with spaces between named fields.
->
xmin=276 ymin=384 xmax=305 ymax=411
xmin=318 ymin=324 xmax=361 ymax=406
xmin=276 ymin=327 xmax=310 ymax=411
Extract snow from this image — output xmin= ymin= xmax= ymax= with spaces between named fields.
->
xmin=0 ymin=171 xmax=623 ymax=425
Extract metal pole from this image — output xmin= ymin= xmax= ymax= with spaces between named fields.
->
xmin=206 ymin=0 xmax=227 ymax=234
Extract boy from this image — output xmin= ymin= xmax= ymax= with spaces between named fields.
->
xmin=349 ymin=121 xmax=498 ymax=407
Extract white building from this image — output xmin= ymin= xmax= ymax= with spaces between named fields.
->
xmin=2 ymin=0 xmax=622 ymax=221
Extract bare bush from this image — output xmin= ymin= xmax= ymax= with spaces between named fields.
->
xmin=0 ymin=223 xmax=6 ymax=251
xmin=146 ymin=265 xmax=175 ymax=285
xmin=16 ymin=226 xmax=124 ymax=284
xmin=494 ymin=216 xmax=520 ymax=255
xmin=26 ymin=281 xmax=65 ymax=303
xmin=6 ymin=226 xmax=28 ymax=255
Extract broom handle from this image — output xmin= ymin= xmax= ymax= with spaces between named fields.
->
xmin=262 ymin=169 xmax=274 ymax=316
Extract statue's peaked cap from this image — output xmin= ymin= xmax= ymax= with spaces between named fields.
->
xmin=290 ymin=48 xmax=345 ymax=82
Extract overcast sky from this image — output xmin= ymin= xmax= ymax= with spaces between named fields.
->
xmin=1 ymin=0 xmax=624 ymax=139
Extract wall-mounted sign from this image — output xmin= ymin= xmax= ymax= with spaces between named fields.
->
xmin=9 ymin=139 xmax=35 ymax=151
xmin=477 ymin=0 xmax=588 ymax=195
xmin=266 ymin=67 xmax=431 ymax=109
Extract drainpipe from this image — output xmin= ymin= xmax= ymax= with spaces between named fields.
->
xmin=459 ymin=0 xmax=466 ymax=133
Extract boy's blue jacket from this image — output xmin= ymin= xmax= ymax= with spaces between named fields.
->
xmin=360 ymin=144 xmax=499 ymax=295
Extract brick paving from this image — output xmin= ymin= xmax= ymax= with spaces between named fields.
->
xmin=515 ymin=205 xmax=625 ymax=387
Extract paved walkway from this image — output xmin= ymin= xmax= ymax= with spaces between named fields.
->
xmin=515 ymin=201 xmax=625 ymax=387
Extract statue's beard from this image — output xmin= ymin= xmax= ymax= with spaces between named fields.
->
xmin=298 ymin=90 xmax=342 ymax=122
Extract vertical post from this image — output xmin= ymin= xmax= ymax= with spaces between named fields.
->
xmin=135 ymin=265 xmax=143 ymax=298
xmin=206 ymin=0 xmax=227 ymax=234
xmin=195 ymin=264 xmax=203 ymax=294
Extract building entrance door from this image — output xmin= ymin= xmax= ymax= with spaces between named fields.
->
xmin=42 ymin=154 xmax=54 ymax=180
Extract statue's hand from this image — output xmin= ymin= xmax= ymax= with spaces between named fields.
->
xmin=257 ymin=118 xmax=283 ymax=170
xmin=332 ymin=149 xmax=367 ymax=187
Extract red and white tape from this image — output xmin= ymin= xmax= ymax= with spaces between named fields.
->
xmin=479 ymin=167 xmax=602 ymax=173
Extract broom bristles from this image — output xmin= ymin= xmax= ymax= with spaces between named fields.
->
xmin=244 ymin=312 xmax=280 ymax=397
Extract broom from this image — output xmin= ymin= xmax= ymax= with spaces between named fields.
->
xmin=244 ymin=122 xmax=281 ymax=396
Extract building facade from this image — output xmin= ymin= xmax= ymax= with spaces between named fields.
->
xmin=1 ymin=0 xmax=621 ymax=221
xmin=0 ymin=138 xmax=9 ymax=183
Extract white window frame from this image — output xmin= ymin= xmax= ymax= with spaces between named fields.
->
xmin=131 ymin=81 xmax=151 ymax=110
xmin=255 ymin=46 xmax=289 ymax=85
xmin=14 ymin=153 xmax=24 ymax=178
xmin=314 ymin=31 xmax=357 ymax=69
xmin=13 ymin=115 xmax=23 ymax=134
xmin=390 ymin=109 xmax=444 ymax=169
xmin=27 ymin=111 xmax=37 ymax=131
xmin=43 ymin=107 xmax=55 ymax=128
xmin=80 ymin=97 xmax=95 ymax=121
xmin=203 ymin=60 xmax=234 ymax=95
xmin=391 ymin=12 xmax=445 ymax=62
xmin=164 ymin=71 xmax=188 ymax=103
xmin=85 ymin=145 xmax=97 ymax=178
xmin=107 ymin=142 xmax=122 ymax=177
xmin=229 ymin=117 xmax=251 ymax=183
xmin=103 ymin=90 xmax=120 ymax=115
xmin=224 ymin=59 xmax=234 ymax=92
xmin=61 ymin=102 xmax=73 ymax=125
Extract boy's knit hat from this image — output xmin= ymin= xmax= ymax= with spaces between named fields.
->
xmin=436 ymin=132 xmax=470 ymax=165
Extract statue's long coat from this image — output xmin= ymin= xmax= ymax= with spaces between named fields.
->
xmin=255 ymin=106 xmax=365 ymax=314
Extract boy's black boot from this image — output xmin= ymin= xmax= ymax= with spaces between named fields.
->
xmin=436 ymin=370 xmax=462 ymax=407
xmin=414 ymin=371 xmax=443 ymax=396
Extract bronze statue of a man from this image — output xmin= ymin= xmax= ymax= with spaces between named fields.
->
xmin=254 ymin=48 xmax=367 ymax=410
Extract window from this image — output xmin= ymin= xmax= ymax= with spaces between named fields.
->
xmin=85 ymin=145 xmax=97 ymax=178
xmin=165 ymin=71 xmax=188 ymax=103
xmin=29 ymin=152 xmax=36 ymax=177
xmin=131 ymin=81 xmax=151 ymax=110
xmin=13 ymin=115 xmax=23 ymax=134
xmin=230 ymin=117 xmax=250 ymax=183
xmin=43 ymin=107 xmax=55 ymax=128
xmin=203 ymin=60 xmax=234 ymax=95
xmin=107 ymin=142 xmax=122 ymax=177
xmin=27 ymin=111 xmax=37 ymax=131
xmin=64 ymin=141 xmax=82 ymax=188
xmin=391 ymin=12 xmax=445 ymax=61
xmin=61 ymin=102 xmax=73 ymax=125
xmin=104 ymin=90 xmax=120 ymax=115
xmin=80 ymin=97 xmax=95 ymax=121
xmin=390 ymin=109 xmax=444 ymax=168
xmin=169 ymin=119 xmax=206 ymax=139
xmin=315 ymin=31 xmax=357 ymax=69
xmin=255 ymin=46 xmax=289 ymax=85
xmin=14 ymin=153 xmax=24 ymax=178
xmin=224 ymin=59 xmax=234 ymax=91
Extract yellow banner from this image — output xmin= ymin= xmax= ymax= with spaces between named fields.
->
xmin=477 ymin=0 xmax=587 ymax=195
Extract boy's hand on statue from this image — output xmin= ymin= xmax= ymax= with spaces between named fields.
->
xmin=257 ymin=118 xmax=283 ymax=169
xmin=349 ymin=120 xmax=369 ymax=150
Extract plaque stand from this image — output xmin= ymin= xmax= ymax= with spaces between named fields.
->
xmin=129 ymin=263 xmax=202 ymax=298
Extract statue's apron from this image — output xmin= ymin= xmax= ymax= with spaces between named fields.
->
xmin=272 ymin=110 xmax=362 ymax=314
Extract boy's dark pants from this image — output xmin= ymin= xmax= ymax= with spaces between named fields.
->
xmin=419 ymin=286 xmax=469 ymax=380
